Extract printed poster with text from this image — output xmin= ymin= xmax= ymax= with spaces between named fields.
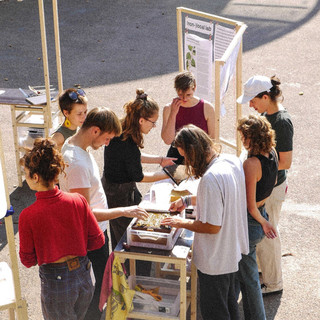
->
xmin=185 ymin=33 xmax=212 ymax=102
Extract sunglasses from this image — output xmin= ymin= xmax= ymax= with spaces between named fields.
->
xmin=68 ymin=89 xmax=86 ymax=101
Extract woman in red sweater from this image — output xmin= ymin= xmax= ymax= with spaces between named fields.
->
xmin=19 ymin=138 xmax=105 ymax=320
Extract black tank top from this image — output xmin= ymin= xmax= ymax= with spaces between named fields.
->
xmin=253 ymin=149 xmax=278 ymax=202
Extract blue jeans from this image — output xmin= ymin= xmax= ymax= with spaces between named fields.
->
xmin=237 ymin=206 xmax=268 ymax=320
xmin=39 ymin=256 xmax=94 ymax=320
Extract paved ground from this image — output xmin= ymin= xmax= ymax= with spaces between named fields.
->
xmin=0 ymin=0 xmax=320 ymax=319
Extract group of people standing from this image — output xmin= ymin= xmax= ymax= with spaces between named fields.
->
xmin=18 ymin=71 xmax=293 ymax=320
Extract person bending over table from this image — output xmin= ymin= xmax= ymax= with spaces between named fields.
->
xmin=102 ymin=88 xmax=176 ymax=250
xmin=51 ymin=88 xmax=88 ymax=150
xmin=19 ymin=138 xmax=105 ymax=320
xmin=236 ymin=114 xmax=278 ymax=320
xmin=161 ymin=125 xmax=248 ymax=320
xmin=161 ymin=71 xmax=215 ymax=164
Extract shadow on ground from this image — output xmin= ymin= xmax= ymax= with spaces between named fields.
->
xmin=0 ymin=0 xmax=319 ymax=88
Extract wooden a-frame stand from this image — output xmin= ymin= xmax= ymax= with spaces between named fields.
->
xmin=176 ymin=7 xmax=247 ymax=156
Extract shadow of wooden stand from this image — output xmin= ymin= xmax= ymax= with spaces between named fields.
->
xmin=0 ymin=128 xmax=28 ymax=319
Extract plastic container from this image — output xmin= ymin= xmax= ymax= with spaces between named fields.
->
xmin=18 ymin=127 xmax=45 ymax=148
xmin=127 ymin=217 xmax=182 ymax=250
xmin=128 ymin=275 xmax=180 ymax=317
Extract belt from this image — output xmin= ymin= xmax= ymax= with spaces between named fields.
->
xmin=43 ymin=256 xmax=91 ymax=271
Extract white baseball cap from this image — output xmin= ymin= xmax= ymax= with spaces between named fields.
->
xmin=237 ymin=75 xmax=272 ymax=104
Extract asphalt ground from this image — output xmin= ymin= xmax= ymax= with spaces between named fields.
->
xmin=0 ymin=0 xmax=320 ymax=319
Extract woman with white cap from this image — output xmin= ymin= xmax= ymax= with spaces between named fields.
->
xmin=237 ymin=75 xmax=294 ymax=296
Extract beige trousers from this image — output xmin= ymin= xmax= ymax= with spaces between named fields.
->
xmin=256 ymin=180 xmax=287 ymax=290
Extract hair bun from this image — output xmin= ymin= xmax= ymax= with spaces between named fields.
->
xmin=136 ymin=88 xmax=148 ymax=100
xmin=271 ymin=75 xmax=281 ymax=86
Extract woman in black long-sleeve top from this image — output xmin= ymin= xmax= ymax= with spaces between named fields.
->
xmin=102 ymin=88 xmax=175 ymax=249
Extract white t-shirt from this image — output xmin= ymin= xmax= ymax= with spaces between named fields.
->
xmin=193 ymin=154 xmax=249 ymax=275
xmin=59 ymin=139 xmax=108 ymax=232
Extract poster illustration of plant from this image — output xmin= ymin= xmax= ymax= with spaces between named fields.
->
xmin=186 ymin=45 xmax=196 ymax=70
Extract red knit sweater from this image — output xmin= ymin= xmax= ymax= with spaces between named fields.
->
xmin=19 ymin=186 xmax=105 ymax=267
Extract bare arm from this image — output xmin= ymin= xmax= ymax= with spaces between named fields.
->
xmin=204 ymin=101 xmax=216 ymax=140
xmin=161 ymin=217 xmax=220 ymax=234
xmin=141 ymin=171 xmax=168 ymax=183
xmin=243 ymin=159 xmax=277 ymax=239
xmin=141 ymin=153 xmax=177 ymax=167
xmin=161 ymin=99 xmax=182 ymax=145
xmin=51 ymin=131 xmax=65 ymax=151
xmin=278 ymin=151 xmax=292 ymax=170
xmin=69 ymin=187 xmax=149 ymax=222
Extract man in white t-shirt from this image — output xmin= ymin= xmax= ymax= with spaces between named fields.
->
xmin=59 ymin=107 xmax=148 ymax=320
xmin=162 ymin=125 xmax=248 ymax=320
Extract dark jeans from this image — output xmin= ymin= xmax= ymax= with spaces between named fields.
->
xmin=237 ymin=206 xmax=268 ymax=320
xmin=84 ymin=232 xmax=109 ymax=320
xmin=39 ymin=256 xmax=94 ymax=320
xmin=198 ymin=269 xmax=239 ymax=320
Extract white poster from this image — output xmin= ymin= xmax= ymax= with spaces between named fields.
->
xmin=219 ymin=39 xmax=241 ymax=116
xmin=213 ymin=24 xmax=236 ymax=115
xmin=214 ymin=24 xmax=235 ymax=60
xmin=185 ymin=17 xmax=214 ymax=36
xmin=184 ymin=33 xmax=213 ymax=102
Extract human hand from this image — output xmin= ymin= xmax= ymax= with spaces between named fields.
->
xmin=160 ymin=157 xmax=177 ymax=167
xmin=169 ymin=198 xmax=185 ymax=212
xmin=161 ymin=216 xmax=182 ymax=228
xmin=262 ymin=220 xmax=277 ymax=239
xmin=169 ymin=98 xmax=182 ymax=116
xmin=124 ymin=206 xmax=149 ymax=220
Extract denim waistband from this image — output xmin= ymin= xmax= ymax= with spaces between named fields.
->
xmin=40 ymin=256 xmax=88 ymax=270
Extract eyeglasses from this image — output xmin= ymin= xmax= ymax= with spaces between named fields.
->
xmin=68 ymin=89 xmax=86 ymax=101
xmin=144 ymin=118 xmax=157 ymax=127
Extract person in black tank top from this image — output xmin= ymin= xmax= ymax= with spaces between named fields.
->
xmin=236 ymin=114 xmax=278 ymax=320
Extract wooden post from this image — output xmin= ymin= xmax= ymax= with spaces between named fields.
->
xmin=176 ymin=8 xmax=184 ymax=72
xmin=214 ymin=60 xmax=221 ymax=143
xmin=52 ymin=0 xmax=63 ymax=94
xmin=38 ymin=0 xmax=52 ymax=130
xmin=235 ymin=24 xmax=243 ymax=156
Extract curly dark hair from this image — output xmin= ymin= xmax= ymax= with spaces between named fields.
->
xmin=173 ymin=125 xmax=221 ymax=179
xmin=20 ymin=138 xmax=65 ymax=187
xmin=121 ymin=88 xmax=159 ymax=148
xmin=237 ymin=115 xmax=276 ymax=156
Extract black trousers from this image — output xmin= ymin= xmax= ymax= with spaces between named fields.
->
xmin=84 ymin=231 xmax=109 ymax=320
xmin=197 ymin=269 xmax=240 ymax=320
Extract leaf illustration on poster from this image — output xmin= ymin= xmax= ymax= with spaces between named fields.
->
xmin=186 ymin=45 xmax=196 ymax=71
